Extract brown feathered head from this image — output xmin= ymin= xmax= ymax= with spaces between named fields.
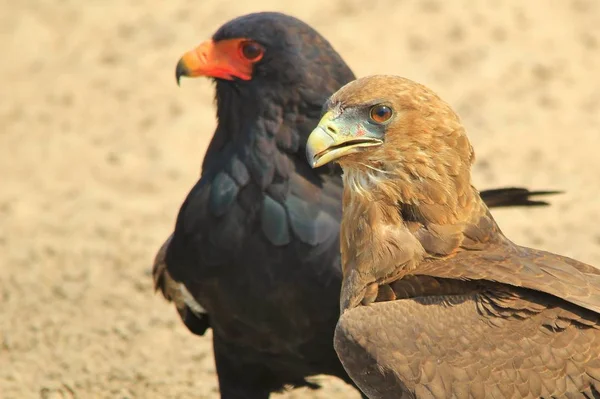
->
xmin=306 ymin=75 xmax=477 ymax=223
xmin=306 ymin=75 xmax=490 ymax=311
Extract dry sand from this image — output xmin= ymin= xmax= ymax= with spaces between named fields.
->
xmin=3 ymin=0 xmax=600 ymax=397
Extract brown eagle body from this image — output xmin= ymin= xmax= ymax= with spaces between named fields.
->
xmin=305 ymin=75 xmax=600 ymax=398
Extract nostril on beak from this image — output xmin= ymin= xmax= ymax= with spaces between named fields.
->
xmin=326 ymin=124 xmax=338 ymax=135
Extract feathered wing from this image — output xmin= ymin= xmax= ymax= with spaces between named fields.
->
xmin=336 ymin=208 xmax=600 ymax=398
xmin=161 ymin=139 xmax=352 ymax=381
xmin=152 ymin=233 xmax=210 ymax=335
xmin=335 ymin=280 xmax=600 ymax=399
xmin=416 ymin=243 xmax=600 ymax=314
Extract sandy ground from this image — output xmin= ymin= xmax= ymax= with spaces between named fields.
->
xmin=2 ymin=0 xmax=600 ymax=398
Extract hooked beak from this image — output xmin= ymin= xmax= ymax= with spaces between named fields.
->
xmin=306 ymin=111 xmax=383 ymax=168
xmin=175 ymin=39 xmax=252 ymax=85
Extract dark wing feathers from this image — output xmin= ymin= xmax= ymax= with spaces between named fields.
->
xmin=283 ymin=159 xmax=343 ymax=248
xmin=247 ymin=143 xmax=276 ymax=190
xmin=152 ymin=234 xmax=177 ymax=300
xmin=260 ymin=161 xmax=342 ymax=249
xmin=272 ymin=151 xmax=292 ymax=181
xmin=152 ymin=234 xmax=211 ymax=336
xmin=209 ymin=171 xmax=239 ymax=217
xmin=287 ymin=194 xmax=333 ymax=246
xmin=209 ymin=202 xmax=247 ymax=252
xmin=227 ymin=154 xmax=250 ymax=186
xmin=261 ymin=194 xmax=291 ymax=246
xmin=164 ymin=131 xmax=345 ymax=322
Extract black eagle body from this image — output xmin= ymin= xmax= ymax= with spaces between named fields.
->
xmin=155 ymin=12 xmax=561 ymax=399
xmin=164 ymin=13 xmax=359 ymax=397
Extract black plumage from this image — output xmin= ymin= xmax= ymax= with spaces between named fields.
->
xmin=164 ymin=13 xmax=359 ymax=398
xmin=154 ymin=12 xmax=561 ymax=399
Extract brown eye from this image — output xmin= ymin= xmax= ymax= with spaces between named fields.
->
xmin=370 ymin=104 xmax=393 ymax=124
xmin=239 ymin=41 xmax=264 ymax=61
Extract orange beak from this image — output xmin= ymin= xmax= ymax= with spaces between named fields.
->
xmin=175 ymin=39 xmax=254 ymax=85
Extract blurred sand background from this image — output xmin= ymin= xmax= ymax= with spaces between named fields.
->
xmin=2 ymin=0 xmax=600 ymax=397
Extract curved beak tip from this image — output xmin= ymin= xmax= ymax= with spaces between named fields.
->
xmin=305 ymin=139 xmax=325 ymax=169
xmin=175 ymin=59 xmax=188 ymax=87
xmin=305 ymin=150 xmax=317 ymax=169
xmin=306 ymin=123 xmax=337 ymax=169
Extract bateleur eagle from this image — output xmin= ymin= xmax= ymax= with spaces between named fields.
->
xmin=306 ymin=75 xmax=600 ymax=399
xmin=153 ymin=13 xmax=561 ymax=398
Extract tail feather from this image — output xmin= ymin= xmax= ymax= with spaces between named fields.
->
xmin=480 ymin=187 xmax=563 ymax=208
